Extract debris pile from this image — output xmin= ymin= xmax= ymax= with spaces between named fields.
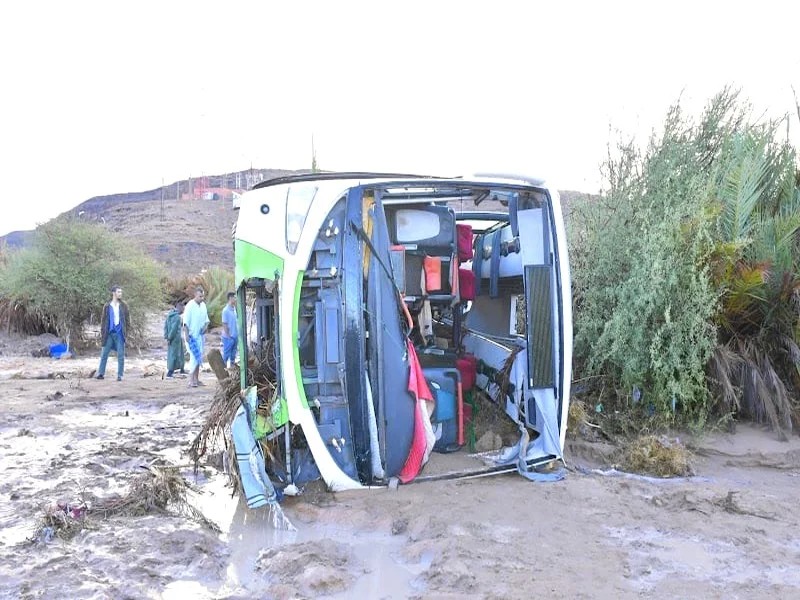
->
xmin=621 ymin=435 xmax=693 ymax=477
xmin=188 ymin=351 xmax=278 ymax=491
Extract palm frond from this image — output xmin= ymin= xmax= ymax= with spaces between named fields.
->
xmin=735 ymin=340 xmax=792 ymax=439
xmin=717 ymin=136 xmax=772 ymax=243
xmin=707 ymin=344 xmax=742 ymax=412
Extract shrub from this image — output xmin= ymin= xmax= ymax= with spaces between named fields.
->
xmin=571 ymin=99 xmax=721 ymax=423
xmin=571 ymin=88 xmax=800 ymax=432
xmin=0 ymin=217 xmax=163 ymax=345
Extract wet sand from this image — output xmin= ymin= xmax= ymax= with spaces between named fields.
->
xmin=1 ymin=334 xmax=800 ymax=599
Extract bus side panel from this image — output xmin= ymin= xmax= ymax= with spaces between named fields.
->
xmin=367 ymin=199 xmax=415 ymax=478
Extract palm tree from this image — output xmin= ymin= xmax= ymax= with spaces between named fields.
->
xmin=708 ymin=120 xmax=800 ymax=437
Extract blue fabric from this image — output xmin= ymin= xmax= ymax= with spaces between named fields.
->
xmin=108 ymin=305 xmax=124 ymax=341
xmin=222 ymin=336 xmax=238 ymax=366
xmin=222 ymin=304 xmax=238 ymax=340
xmin=231 ymin=388 xmax=277 ymax=508
xmin=187 ymin=334 xmax=203 ymax=366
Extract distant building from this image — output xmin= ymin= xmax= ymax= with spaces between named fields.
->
xmin=181 ymin=185 xmax=245 ymax=201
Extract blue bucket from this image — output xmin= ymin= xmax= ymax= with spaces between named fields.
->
xmin=49 ymin=343 xmax=68 ymax=356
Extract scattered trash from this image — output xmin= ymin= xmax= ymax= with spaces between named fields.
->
xmin=48 ymin=343 xmax=73 ymax=359
xmin=567 ymin=402 xmax=602 ymax=440
xmin=17 ymin=428 xmax=33 ymax=437
xmin=575 ymin=465 xmax=707 ymax=484
xmin=31 ymin=501 xmax=89 ymax=543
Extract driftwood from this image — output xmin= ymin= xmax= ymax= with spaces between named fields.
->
xmin=207 ymin=349 xmax=229 ymax=382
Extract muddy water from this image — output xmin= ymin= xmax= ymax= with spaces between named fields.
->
xmin=192 ymin=473 xmax=432 ymax=599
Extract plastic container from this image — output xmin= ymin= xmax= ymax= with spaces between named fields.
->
xmin=49 ymin=343 xmax=68 ymax=358
xmin=433 ymin=418 xmax=460 ymax=453
xmin=430 ymin=382 xmax=456 ymax=422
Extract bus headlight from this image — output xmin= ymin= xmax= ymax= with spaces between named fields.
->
xmin=285 ymin=185 xmax=318 ymax=254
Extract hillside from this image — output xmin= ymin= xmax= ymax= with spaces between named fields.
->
xmin=1 ymin=171 xmax=593 ymax=279
xmin=0 ymin=169 xmax=307 ymax=278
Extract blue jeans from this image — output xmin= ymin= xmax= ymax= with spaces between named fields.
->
xmin=222 ymin=336 xmax=238 ymax=367
xmin=98 ymin=331 xmax=125 ymax=378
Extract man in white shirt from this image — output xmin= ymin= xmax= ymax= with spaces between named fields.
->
xmin=182 ymin=287 xmax=210 ymax=388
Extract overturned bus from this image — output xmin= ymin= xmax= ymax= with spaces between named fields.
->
xmin=231 ymin=172 xmax=572 ymax=498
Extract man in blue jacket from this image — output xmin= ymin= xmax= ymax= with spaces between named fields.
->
xmin=97 ymin=285 xmax=129 ymax=381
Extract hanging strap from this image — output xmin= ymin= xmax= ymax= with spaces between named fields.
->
xmin=472 ymin=233 xmax=485 ymax=297
xmin=489 ymin=228 xmax=503 ymax=298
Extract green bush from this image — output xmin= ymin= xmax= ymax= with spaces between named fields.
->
xmin=0 ymin=217 xmax=163 ymax=345
xmin=571 ymin=100 xmax=722 ymax=423
xmin=571 ymin=88 xmax=800 ymax=432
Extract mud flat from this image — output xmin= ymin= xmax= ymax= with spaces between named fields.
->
xmin=1 ymin=338 xmax=799 ymax=599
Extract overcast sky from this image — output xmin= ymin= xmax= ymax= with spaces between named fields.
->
xmin=1 ymin=1 xmax=799 ymax=236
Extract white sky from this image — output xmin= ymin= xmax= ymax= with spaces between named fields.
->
xmin=1 ymin=1 xmax=799 ymax=236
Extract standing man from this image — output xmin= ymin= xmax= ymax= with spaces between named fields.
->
xmin=183 ymin=286 xmax=209 ymax=388
xmin=97 ymin=285 xmax=128 ymax=381
xmin=164 ymin=301 xmax=187 ymax=378
xmin=221 ymin=292 xmax=238 ymax=369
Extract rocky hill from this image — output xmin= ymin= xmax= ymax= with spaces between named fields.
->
xmin=1 ymin=170 xmax=592 ymax=279
xmin=0 ymin=168 xmax=307 ymax=277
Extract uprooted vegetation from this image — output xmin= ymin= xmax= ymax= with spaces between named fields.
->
xmin=92 ymin=466 xmax=218 ymax=530
xmin=33 ymin=502 xmax=90 ymax=542
xmin=570 ymin=87 xmax=800 ymax=436
xmin=619 ymin=435 xmax=694 ymax=478
xmin=30 ymin=466 xmax=219 ymax=544
xmin=188 ymin=349 xmax=278 ymax=495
